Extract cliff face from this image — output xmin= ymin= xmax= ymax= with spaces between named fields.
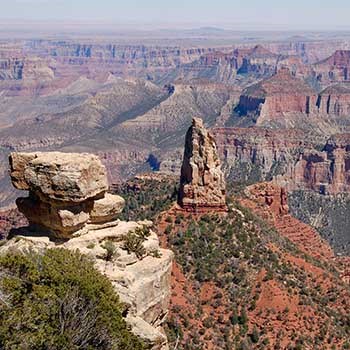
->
xmin=213 ymin=128 xmax=350 ymax=195
xmin=314 ymin=50 xmax=350 ymax=84
xmin=235 ymin=68 xmax=318 ymax=124
xmin=179 ymin=45 xmax=284 ymax=84
xmin=317 ymin=85 xmax=350 ymax=116
xmin=236 ymin=45 xmax=280 ymax=76
xmin=1 ymin=151 xmax=173 ymax=349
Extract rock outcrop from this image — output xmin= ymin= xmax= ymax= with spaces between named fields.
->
xmin=178 ymin=118 xmax=227 ymax=211
xmin=317 ymin=84 xmax=350 ymax=116
xmin=9 ymin=152 xmax=110 ymax=238
xmin=3 ymin=151 xmax=173 ymax=349
xmin=235 ymin=68 xmax=318 ymax=125
xmin=242 ymin=182 xmax=334 ymax=260
xmin=313 ymin=50 xmax=350 ymax=84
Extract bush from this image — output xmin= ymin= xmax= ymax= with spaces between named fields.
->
xmin=123 ymin=232 xmax=146 ymax=259
xmin=101 ymin=240 xmax=117 ymax=261
xmin=0 ymin=248 xmax=146 ymax=350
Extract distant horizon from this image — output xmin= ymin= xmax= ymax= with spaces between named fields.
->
xmin=2 ymin=0 xmax=350 ymax=32
xmin=2 ymin=18 xmax=350 ymax=33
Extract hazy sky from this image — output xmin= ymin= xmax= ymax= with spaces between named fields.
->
xmin=1 ymin=0 xmax=350 ymax=30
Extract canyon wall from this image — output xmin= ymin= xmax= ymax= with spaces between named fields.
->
xmin=213 ymin=128 xmax=350 ymax=195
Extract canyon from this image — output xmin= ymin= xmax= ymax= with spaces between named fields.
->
xmin=1 ymin=115 xmax=350 ymax=348
xmin=0 ymin=30 xmax=350 ymax=267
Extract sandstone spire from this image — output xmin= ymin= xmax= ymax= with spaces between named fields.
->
xmin=178 ymin=117 xmax=227 ymax=211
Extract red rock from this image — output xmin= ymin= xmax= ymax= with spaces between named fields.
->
xmin=237 ymin=68 xmax=318 ymax=123
xmin=314 ymin=50 xmax=350 ymax=84
xmin=213 ymin=127 xmax=350 ymax=195
xmin=317 ymin=84 xmax=350 ymax=116
xmin=178 ymin=118 xmax=227 ymax=211
xmin=243 ymin=182 xmax=334 ymax=260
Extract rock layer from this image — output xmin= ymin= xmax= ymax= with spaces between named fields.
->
xmin=5 ymin=151 xmax=173 ymax=350
xmin=236 ymin=68 xmax=318 ymax=125
xmin=9 ymin=152 xmax=112 ymax=238
xmin=178 ymin=118 xmax=227 ymax=211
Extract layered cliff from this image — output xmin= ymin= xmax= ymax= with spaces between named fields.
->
xmin=317 ymin=84 xmax=350 ymax=116
xmin=235 ymin=68 xmax=318 ymax=126
xmin=213 ymin=127 xmax=350 ymax=195
xmin=178 ymin=118 xmax=227 ymax=211
xmin=314 ymin=50 xmax=350 ymax=84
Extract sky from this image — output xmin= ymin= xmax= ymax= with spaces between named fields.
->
xmin=1 ymin=0 xmax=350 ymax=31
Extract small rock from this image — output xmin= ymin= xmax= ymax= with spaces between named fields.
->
xmin=90 ymin=193 xmax=125 ymax=224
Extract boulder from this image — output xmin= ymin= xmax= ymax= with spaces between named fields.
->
xmin=16 ymin=195 xmax=92 ymax=238
xmin=9 ymin=152 xmax=108 ymax=203
xmin=9 ymin=152 xmax=109 ymax=238
xmin=90 ymin=193 xmax=125 ymax=224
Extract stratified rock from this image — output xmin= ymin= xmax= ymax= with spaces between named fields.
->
xmin=10 ymin=152 xmax=108 ymax=202
xmin=178 ymin=117 xmax=227 ymax=211
xmin=16 ymin=195 xmax=92 ymax=238
xmin=317 ymin=84 xmax=350 ymax=116
xmin=5 ymin=151 xmax=173 ymax=349
xmin=213 ymin=127 xmax=350 ymax=195
xmin=8 ymin=152 xmax=111 ymax=238
xmin=89 ymin=193 xmax=125 ymax=224
xmin=313 ymin=50 xmax=350 ymax=84
xmin=236 ymin=68 xmax=318 ymax=126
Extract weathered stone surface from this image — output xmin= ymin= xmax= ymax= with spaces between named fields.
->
xmin=317 ymin=84 xmax=350 ymax=116
xmin=89 ymin=193 xmax=125 ymax=224
xmin=6 ymin=151 xmax=173 ymax=349
xmin=0 ymin=220 xmax=173 ymax=350
xmin=10 ymin=152 xmax=108 ymax=203
xmin=126 ymin=316 xmax=169 ymax=350
xmin=16 ymin=195 xmax=92 ymax=238
xmin=9 ymin=152 xmax=37 ymax=190
xmin=178 ymin=117 xmax=226 ymax=211
xmin=213 ymin=127 xmax=350 ymax=196
xmin=236 ymin=68 xmax=318 ymax=125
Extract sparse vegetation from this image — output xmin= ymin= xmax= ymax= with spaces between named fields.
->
xmin=117 ymin=176 xmax=350 ymax=350
xmin=0 ymin=249 xmax=146 ymax=350
xmin=101 ymin=240 xmax=118 ymax=261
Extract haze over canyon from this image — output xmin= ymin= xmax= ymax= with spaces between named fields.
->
xmin=0 ymin=17 xmax=350 ymax=350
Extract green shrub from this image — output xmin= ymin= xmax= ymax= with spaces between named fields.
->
xmin=0 ymin=248 xmax=146 ymax=350
xmin=101 ymin=240 xmax=117 ymax=261
xmin=123 ymin=232 xmax=146 ymax=259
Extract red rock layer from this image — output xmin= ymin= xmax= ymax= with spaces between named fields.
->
xmin=314 ymin=50 xmax=350 ymax=83
xmin=237 ymin=68 xmax=318 ymax=121
xmin=241 ymin=182 xmax=334 ymax=260
xmin=213 ymin=127 xmax=350 ymax=195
